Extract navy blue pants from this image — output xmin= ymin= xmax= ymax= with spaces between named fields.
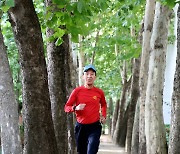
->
xmin=75 ymin=121 xmax=102 ymax=154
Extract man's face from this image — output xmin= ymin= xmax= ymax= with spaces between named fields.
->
xmin=83 ymin=69 xmax=96 ymax=85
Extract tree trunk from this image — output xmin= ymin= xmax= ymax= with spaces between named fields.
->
xmin=46 ymin=30 xmax=69 ymax=153
xmin=139 ymin=0 xmax=156 ymax=153
xmin=46 ymin=25 xmax=76 ymax=153
xmin=131 ymin=101 xmax=140 ymax=154
xmin=8 ymin=1 xmax=58 ymax=153
xmin=91 ymin=31 xmax=99 ymax=64
xmin=107 ymin=98 xmax=113 ymax=135
xmin=118 ymin=103 xmax=130 ymax=147
xmin=0 ymin=16 xmax=22 ymax=154
xmin=78 ymin=35 xmax=85 ymax=86
xmin=145 ymin=2 xmax=171 ymax=154
xmin=113 ymin=61 xmax=131 ymax=145
xmin=65 ymin=37 xmax=77 ymax=154
xmin=168 ymin=4 xmax=180 ymax=154
xmin=45 ymin=0 xmax=73 ymax=153
xmin=126 ymin=58 xmax=140 ymax=154
xmin=0 ymin=131 xmax=2 ymax=153
xmin=111 ymin=99 xmax=120 ymax=136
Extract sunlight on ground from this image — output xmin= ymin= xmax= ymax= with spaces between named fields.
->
xmin=98 ymin=149 xmax=126 ymax=153
xmin=98 ymin=135 xmax=127 ymax=154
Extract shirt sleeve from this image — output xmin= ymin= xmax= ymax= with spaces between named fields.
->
xmin=64 ymin=89 xmax=77 ymax=112
xmin=100 ymin=90 xmax=107 ymax=118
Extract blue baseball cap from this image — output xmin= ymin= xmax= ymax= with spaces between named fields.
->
xmin=83 ymin=64 xmax=96 ymax=72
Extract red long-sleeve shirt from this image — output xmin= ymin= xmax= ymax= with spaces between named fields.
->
xmin=64 ymin=86 xmax=107 ymax=124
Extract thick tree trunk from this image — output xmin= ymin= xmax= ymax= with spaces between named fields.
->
xmin=46 ymin=24 xmax=76 ymax=153
xmin=145 ymin=2 xmax=171 ymax=154
xmin=8 ymin=1 xmax=58 ymax=153
xmin=66 ymin=37 xmax=78 ymax=154
xmin=0 ymin=17 xmax=22 ymax=154
xmin=64 ymin=37 xmax=77 ymax=154
xmin=45 ymin=0 xmax=73 ymax=153
xmin=168 ymin=4 xmax=180 ymax=154
xmin=68 ymin=38 xmax=78 ymax=89
xmin=131 ymin=101 xmax=140 ymax=154
xmin=113 ymin=61 xmax=131 ymax=145
xmin=126 ymin=58 xmax=140 ymax=154
xmin=118 ymin=103 xmax=130 ymax=147
xmin=46 ymin=30 xmax=69 ymax=153
xmin=139 ymin=0 xmax=156 ymax=154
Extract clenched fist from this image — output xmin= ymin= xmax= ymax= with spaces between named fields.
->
xmin=75 ymin=104 xmax=86 ymax=110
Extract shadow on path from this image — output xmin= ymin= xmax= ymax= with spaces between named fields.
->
xmin=98 ymin=135 xmax=127 ymax=154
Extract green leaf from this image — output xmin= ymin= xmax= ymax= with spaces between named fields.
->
xmin=66 ymin=4 xmax=73 ymax=12
xmin=166 ymin=0 xmax=176 ymax=7
xmin=101 ymin=2 xmax=108 ymax=11
xmin=55 ymin=38 xmax=63 ymax=46
xmin=63 ymin=13 xmax=72 ymax=25
xmin=68 ymin=25 xmax=82 ymax=35
xmin=52 ymin=0 xmax=66 ymax=5
xmin=47 ymin=35 xmax=55 ymax=42
xmin=46 ymin=15 xmax=57 ymax=28
xmin=5 ymin=0 xmax=14 ymax=7
xmin=54 ymin=28 xmax=65 ymax=38
xmin=71 ymin=33 xmax=79 ymax=43
xmin=87 ymin=9 xmax=93 ymax=16
xmin=159 ymin=0 xmax=176 ymax=8
xmin=77 ymin=1 xmax=83 ymax=13
xmin=1 ymin=5 xmax=9 ymax=12
xmin=0 ymin=0 xmax=3 ymax=7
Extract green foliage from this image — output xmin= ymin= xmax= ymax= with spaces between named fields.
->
xmin=1 ymin=0 xmax=145 ymax=101
xmin=168 ymin=35 xmax=176 ymax=44
xmin=76 ymin=0 xmax=144 ymax=99
xmin=168 ymin=16 xmax=176 ymax=44
xmin=158 ymin=0 xmax=177 ymax=8
xmin=0 ymin=0 xmax=14 ymax=12
xmin=37 ymin=0 xmax=109 ymax=44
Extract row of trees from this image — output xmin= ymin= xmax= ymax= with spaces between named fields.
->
xmin=0 ymin=0 xmax=180 ymax=154
xmin=109 ymin=1 xmax=180 ymax=154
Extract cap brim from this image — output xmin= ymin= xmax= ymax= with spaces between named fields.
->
xmin=84 ymin=68 xmax=96 ymax=72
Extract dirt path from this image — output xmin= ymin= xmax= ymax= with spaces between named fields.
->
xmin=98 ymin=135 xmax=127 ymax=154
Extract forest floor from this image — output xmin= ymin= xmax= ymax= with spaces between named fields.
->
xmin=98 ymin=134 xmax=127 ymax=154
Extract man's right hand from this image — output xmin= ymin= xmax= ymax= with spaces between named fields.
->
xmin=75 ymin=104 xmax=86 ymax=110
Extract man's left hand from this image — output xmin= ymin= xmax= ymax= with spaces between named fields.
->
xmin=100 ymin=116 xmax=106 ymax=124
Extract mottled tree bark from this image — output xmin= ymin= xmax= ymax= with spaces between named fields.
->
xmin=111 ymin=99 xmax=119 ymax=136
xmin=168 ymin=4 xmax=180 ymax=154
xmin=46 ymin=30 xmax=69 ymax=153
xmin=45 ymin=1 xmax=76 ymax=153
xmin=131 ymin=101 xmax=140 ymax=154
xmin=64 ymin=37 xmax=77 ymax=154
xmin=126 ymin=58 xmax=140 ymax=154
xmin=0 ymin=16 xmax=22 ymax=154
xmin=45 ymin=1 xmax=68 ymax=154
xmin=8 ymin=0 xmax=58 ymax=153
xmin=139 ymin=0 xmax=156 ymax=154
xmin=113 ymin=61 xmax=131 ymax=146
xmin=107 ymin=98 xmax=113 ymax=135
xmin=118 ymin=103 xmax=130 ymax=147
xmin=145 ymin=2 xmax=171 ymax=154
xmin=78 ymin=35 xmax=85 ymax=86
